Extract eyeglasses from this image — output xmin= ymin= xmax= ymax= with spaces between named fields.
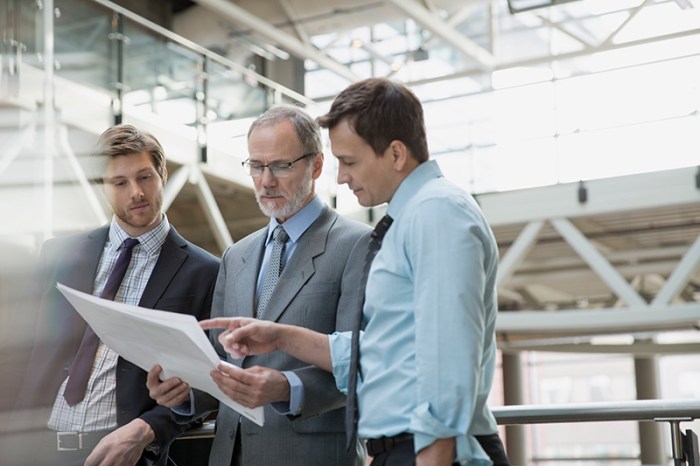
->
xmin=241 ymin=153 xmax=315 ymax=178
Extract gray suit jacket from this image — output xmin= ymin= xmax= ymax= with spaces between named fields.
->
xmin=187 ymin=205 xmax=370 ymax=466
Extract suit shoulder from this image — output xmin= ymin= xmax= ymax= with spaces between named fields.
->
xmin=332 ymin=214 xmax=372 ymax=237
xmin=183 ymin=240 xmax=220 ymax=266
xmin=39 ymin=227 xmax=105 ymax=256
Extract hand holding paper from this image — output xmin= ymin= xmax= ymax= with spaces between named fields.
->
xmin=57 ymin=283 xmax=264 ymax=426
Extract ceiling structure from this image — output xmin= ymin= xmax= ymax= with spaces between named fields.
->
xmin=171 ymin=0 xmax=700 ymax=99
xmin=2 ymin=0 xmax=699 ymax=352
xmin=165 ymin=0 xmax=700 ymax=349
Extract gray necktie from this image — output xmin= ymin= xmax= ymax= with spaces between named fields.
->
xmin=256 ymin=225 xmax=289 ymax=319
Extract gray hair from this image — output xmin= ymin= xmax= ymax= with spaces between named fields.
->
xmin=247 ymin=105 xmax=322 ymax=155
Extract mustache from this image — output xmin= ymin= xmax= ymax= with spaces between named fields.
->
xmin=258 ymin=189 xmax=286 ymax=198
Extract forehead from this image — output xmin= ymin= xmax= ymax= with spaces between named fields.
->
xmin=248 ymin=120 xmax=302 ymax=160
xmin=104 ymin=151 xmax=156 ymax=176
xmin=329 ymin=119 xmax=373 ymax=157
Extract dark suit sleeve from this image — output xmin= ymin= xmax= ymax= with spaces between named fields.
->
xmin=172 ymin=254 xmax=230 ymax=425
xmin=132 ymin=238 xmax=220 ymax=460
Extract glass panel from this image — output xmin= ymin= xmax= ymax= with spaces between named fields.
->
xmin=122 ymin=22 xmax=201 ymax=127
xmin=207 ymin=59 xmax=267 ymax=123
xmin=53 ymin=0 xmax=112 ymax=92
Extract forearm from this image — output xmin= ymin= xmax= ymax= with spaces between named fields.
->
xmin=277 ymin=325 xmax=332 ymax=372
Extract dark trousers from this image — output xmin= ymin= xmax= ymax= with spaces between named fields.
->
xmin=369 ymin=434 xmax=510 ymax=466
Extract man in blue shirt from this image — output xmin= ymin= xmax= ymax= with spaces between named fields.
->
xmin=202 ymin=78 xmax=509 ymax=466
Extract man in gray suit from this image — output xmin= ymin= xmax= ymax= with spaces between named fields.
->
xmin=147 ymin=105 xmax=369 ymax=465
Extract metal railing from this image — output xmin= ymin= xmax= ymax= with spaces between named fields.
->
xmin=179 ymin=399 xmax=700 ymax=465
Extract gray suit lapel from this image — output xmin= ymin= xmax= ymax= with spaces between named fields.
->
xmin=261 ymin=207 xmax=337 ymax=323
xmin=234 ymin=229 xmax=267 ymax=318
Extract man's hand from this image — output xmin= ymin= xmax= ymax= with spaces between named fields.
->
xmin=84 ymin=418 xmax=155 ymax=466
xmin=146 ymin=364 xmax=191 ymax=408
xmin=416 ymin=437 xmax=456 ymax=466
xmin=200 ymin=317 xmax=283 ymax=358
xmin=211 ymin=364 xmax=290 ymax=409
xmin=201 ymin=317 xmax=333 ymax=372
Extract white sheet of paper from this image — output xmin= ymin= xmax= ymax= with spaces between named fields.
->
xmin=56 ymin=283 xmax=264 ymax=426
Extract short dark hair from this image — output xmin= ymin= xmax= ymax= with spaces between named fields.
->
xmin=317 ymin=78 xmax=429 ymax=163
xmin=248 ymin=104 xmax=322 ymax=156
xmin=93 ymin=124 xmax=167 ymax=179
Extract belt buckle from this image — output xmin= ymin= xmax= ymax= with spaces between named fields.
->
xmin=57 ymin=432 xmax=83 ymax=451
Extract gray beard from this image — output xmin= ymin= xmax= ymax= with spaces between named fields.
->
xmin=256 ymin=176 xmax=313 ymax=220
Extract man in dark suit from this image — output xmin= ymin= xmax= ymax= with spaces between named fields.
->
xmin=12 ymin=124 xmax=220 ymax=466
xmin=147 ymin=105 xmax=369 ymax=465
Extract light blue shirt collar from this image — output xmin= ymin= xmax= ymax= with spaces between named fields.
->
xmin=386 ymin=160 xmax=443 ymax=220
xmin=265 ymin=195 xmax=324 ymax=244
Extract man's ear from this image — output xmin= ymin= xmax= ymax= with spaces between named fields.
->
xmin=311 ymin=152 xmax=324 ymax=180
xmin=161 ymin=167 xmax=168 ymax=186
xmin=388 ymin=140 xmax=409 ymax=171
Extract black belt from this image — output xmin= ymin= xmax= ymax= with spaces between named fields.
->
xmin=365 ymin=433 xmax=414 ymax=457
xmin=49 ymin=430 xmax=111 ymax=451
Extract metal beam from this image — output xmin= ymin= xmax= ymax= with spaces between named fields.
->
xmin=163 ymin=165 xmax=190 ymax=212
xmin=497 ymin=302 xmax=700 ymax=335
xmin=478 ymin=167 xmax=700 ymax=226
xmin=387 ymin=0 xmax=495 ymax=68
xmin=192 ymin=165 xmax=234 ymax=253
xmin=57 ymin=125 xmax=108 ymax=226
xmin=600 ymin=0 xmax=652 ymax=47
xmin=652 ymin=234 xmax=700 ymax=305
xmin=497 ymin=220 xmax=545 ymax=287
xmin=550 ymin=218 xmax=647 ymax=307
xmin=500 ymin=341 xmax=700 ymax=356
xmin=191 ymin=0 xmax=359 ymax=82
xmin=277 ymin=0 xmax=310 ymax=45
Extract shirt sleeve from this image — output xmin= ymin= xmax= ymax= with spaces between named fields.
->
xmin=406 ymin=197 xmax=490 ymax=454
xmin=328 ymin=331 xmax=353 ymax=394
xmin=171 ymin=389 xmax=196 ymax=417
xmin=271 ymin=371 xmax=305 ymax=415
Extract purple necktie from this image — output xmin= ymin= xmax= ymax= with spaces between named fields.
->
xmin=345 ymin=215 xmax=393 ymax=449
xmin=63 ymin=237 xmax=139 ymax=406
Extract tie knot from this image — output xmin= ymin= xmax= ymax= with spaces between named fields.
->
xmin=371 ymin=215 xmax=393 ymax=240
xmin=273 ymin=225 xmax=289 ymax=244
xmin=122 ymin=237 xmax=139 ymax=251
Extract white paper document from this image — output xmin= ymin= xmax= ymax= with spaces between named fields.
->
xmin=57 ymin=283 xmax=264 ymax=426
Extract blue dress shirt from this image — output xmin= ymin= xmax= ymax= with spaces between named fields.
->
xmin=329 ymin=160 xmax=499 ymax=465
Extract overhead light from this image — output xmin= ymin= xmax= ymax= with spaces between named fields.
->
xmin=350 ymin=39 xmax=398 ymax=69
xmin=411 ymin=46 xmax=429 ymax=62
xmin=672 ymin=0 xmax=694 ymax=9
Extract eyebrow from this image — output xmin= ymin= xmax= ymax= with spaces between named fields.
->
xmin=104 ymin=167 xmax=156 ymax=181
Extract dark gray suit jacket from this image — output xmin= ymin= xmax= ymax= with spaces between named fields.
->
xmin=186 ymin=206 xmax=370 ymax=466
xmin=16 ymin=225 xmax=219 ymax=465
